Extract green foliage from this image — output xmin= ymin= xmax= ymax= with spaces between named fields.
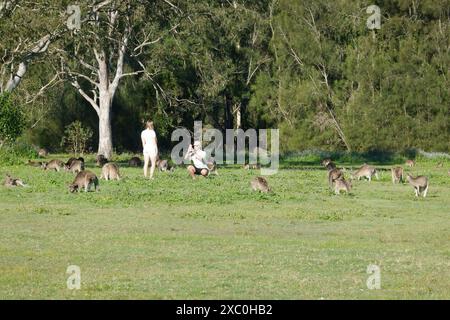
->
xmin=0 ymin=140 xmax=38 ymax=165
xmin=4 ymin=0 xmax=450 ymax=154
xmin=60 ymin=121 xmax=93 ymax=155
xmin=0 ymin=94 xmax=25 ymax=144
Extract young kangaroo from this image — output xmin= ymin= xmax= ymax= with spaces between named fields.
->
xmin=42 ymin=159 xmax=65 ymax=172
xmin=334 ymin=178 xmax=351 ymax=195
xmin=65 ymin=159 xmax=85 ymax=174
xmin=101 ymin=163 xmax=121 ymax=181
xmin=251 ymin=176 xmax=271 ymax=193
xmin=352 ymin=164 xmax=378 ymax=182
xmin=405 ymin=159 xmax=415 ymax=167
xmin=406 ymin=174 xmax=429 ymax=197
xmin=391 ymin=167 xmax=403 ymax=184
xmin=69 ymin=170 xmax=99 ymax=193
xmin=206 ymin=157 xmax=218 ymax=176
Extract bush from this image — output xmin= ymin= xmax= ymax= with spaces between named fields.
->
xmin=0 ymin=93 xmax=25 ymax=146
xmin=0 ymin=141 xmax=38 ymax=165
xmin=60 ymin=121 xmax=93 ymax=155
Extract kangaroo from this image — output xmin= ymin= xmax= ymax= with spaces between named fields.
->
xmin=322 ymin=159 xmax=337 ymax=171
xmin=3 ymin=174 xmax=27 ymax=187
xmin=42 ymin=159 xmax=65 ymax=172
xmin=38 ymin=148 xmax=48 ymax=158
xmin=391 ymin=167 xmax=403 ymax=184
xmin=65 ymin=157 xmax=77 ymax=167
xmin=128 ymin=157 xmax=142 ymax=167
xmin=96 ymin=154 xmax=108 ymax=167
xmin=405 ymin=159 xmax=415 ymax=167
xmin=406 ymin=174 xmax=429 ymax=197
xmin=328 ymin=168 xmax=344 ymax=188
xmin=69 ymin=170 xmax=99 ymax=193
xmin=27 ymin=160 xmax=42 ymax=167
xmin=251 ymin=176 xmax=271 ymax=193
xmin=101 ymin=163 xmax=121 ymax=181
xmin=206 ymin=157 xmax=218 ymax=175
xmin=351 ymin=164 xmax=378 ymax=181
xmin=334 ymin=178 xmax=351 ymax=195
xmin=65 ymin=159 xmax=84 ymax=174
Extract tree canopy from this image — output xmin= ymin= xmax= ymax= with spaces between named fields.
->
xmin=1 ymin=0 xmax=449 ymax=154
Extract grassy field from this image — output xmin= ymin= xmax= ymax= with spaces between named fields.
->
xmin=0 ymin=154 xmax=449 ymax=299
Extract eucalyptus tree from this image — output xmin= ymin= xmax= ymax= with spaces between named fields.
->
xmin=56 ymin=0 xmax=185 ymax=158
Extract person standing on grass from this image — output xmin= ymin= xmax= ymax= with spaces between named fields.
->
xmin=185 ymin=140 xmax=209 ymax=179
xmin=141 ymin=120 xmax=158 ymax=179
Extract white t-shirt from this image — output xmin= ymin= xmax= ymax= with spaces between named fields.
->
xmin=189 ymin=149 xmax=208 ymax=169
xmin=141 ymin=129 xmax=157 ymax=155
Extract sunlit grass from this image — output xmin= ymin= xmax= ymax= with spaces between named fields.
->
xmin=0 ymin=155 xmax=449 ymax=299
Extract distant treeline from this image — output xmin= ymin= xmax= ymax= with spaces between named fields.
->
xmin=2 ymin=0 xmax=449 ymax=154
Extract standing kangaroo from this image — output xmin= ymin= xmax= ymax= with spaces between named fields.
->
xmin=351 ymin=164 xmax=379 ymax=182
xmin=406 ymin=174 xmax=429 ymax=197
xmin=391 ymin=167 xmax=403 ymax=184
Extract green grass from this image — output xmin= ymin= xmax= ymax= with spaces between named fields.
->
xmin=0 ymin=154 xmax=449 ymax=299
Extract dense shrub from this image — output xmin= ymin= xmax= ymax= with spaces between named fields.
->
xmin=0 ymin=94 xmax=25 ymax=146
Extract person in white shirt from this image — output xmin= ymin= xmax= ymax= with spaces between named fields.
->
xmin=141 ymin=121 xmax=158 ymax=179
xmin=184 ymin=141 xmax=209 ymax=179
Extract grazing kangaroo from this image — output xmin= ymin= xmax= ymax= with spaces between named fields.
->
xmin=69 ymin=170 xmax=99 ymax=193
xmin=334 ymin=178 xmax=351 ymax=195
xmin=27 ymin=160 xmax=42 ymax=167
xmin=352 ymin=164 xmax=379 ymax=182
xmin=96 ymin=154 xmax=108 ymax=167
xmin=251 ymin=176 xmax=271 ymax=193
xmin=42 ymin=159 xmax=65 ymax=172
xmin=391 ymin=167 xmax=404 ymax=184
xmin=406 ymin=174 xmax=429 ymax=197
xmin=65 ymin=159 xmax=84 ymax=174
xmin=128 ymin=157 xmax=142 ymax=167
xmin=3 ymin=174 xmax=27 ymax=187
xmin=101 ymin=163 xmax=121 ymax=181
xmin=406 ymin=159 xmax=415 ymax=167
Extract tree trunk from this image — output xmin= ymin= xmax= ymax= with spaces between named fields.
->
xmin=97 ymin=91 xmax=113 ymax=159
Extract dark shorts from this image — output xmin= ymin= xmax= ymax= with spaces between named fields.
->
xmin=194 ymin=166 xmax=209 ymax=175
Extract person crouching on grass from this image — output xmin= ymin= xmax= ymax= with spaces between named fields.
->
xmin=185 ymin=141 xmax=209 ymax=179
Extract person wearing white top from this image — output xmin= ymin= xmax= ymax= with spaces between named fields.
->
xmin=141 ymin=121 xmax=158 ymax=179
xmin=184 ymin=140 xmax=209 ymax=179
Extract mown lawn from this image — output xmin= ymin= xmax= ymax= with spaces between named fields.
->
xmin=0 ymin=155 xmax=449 ymax=299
